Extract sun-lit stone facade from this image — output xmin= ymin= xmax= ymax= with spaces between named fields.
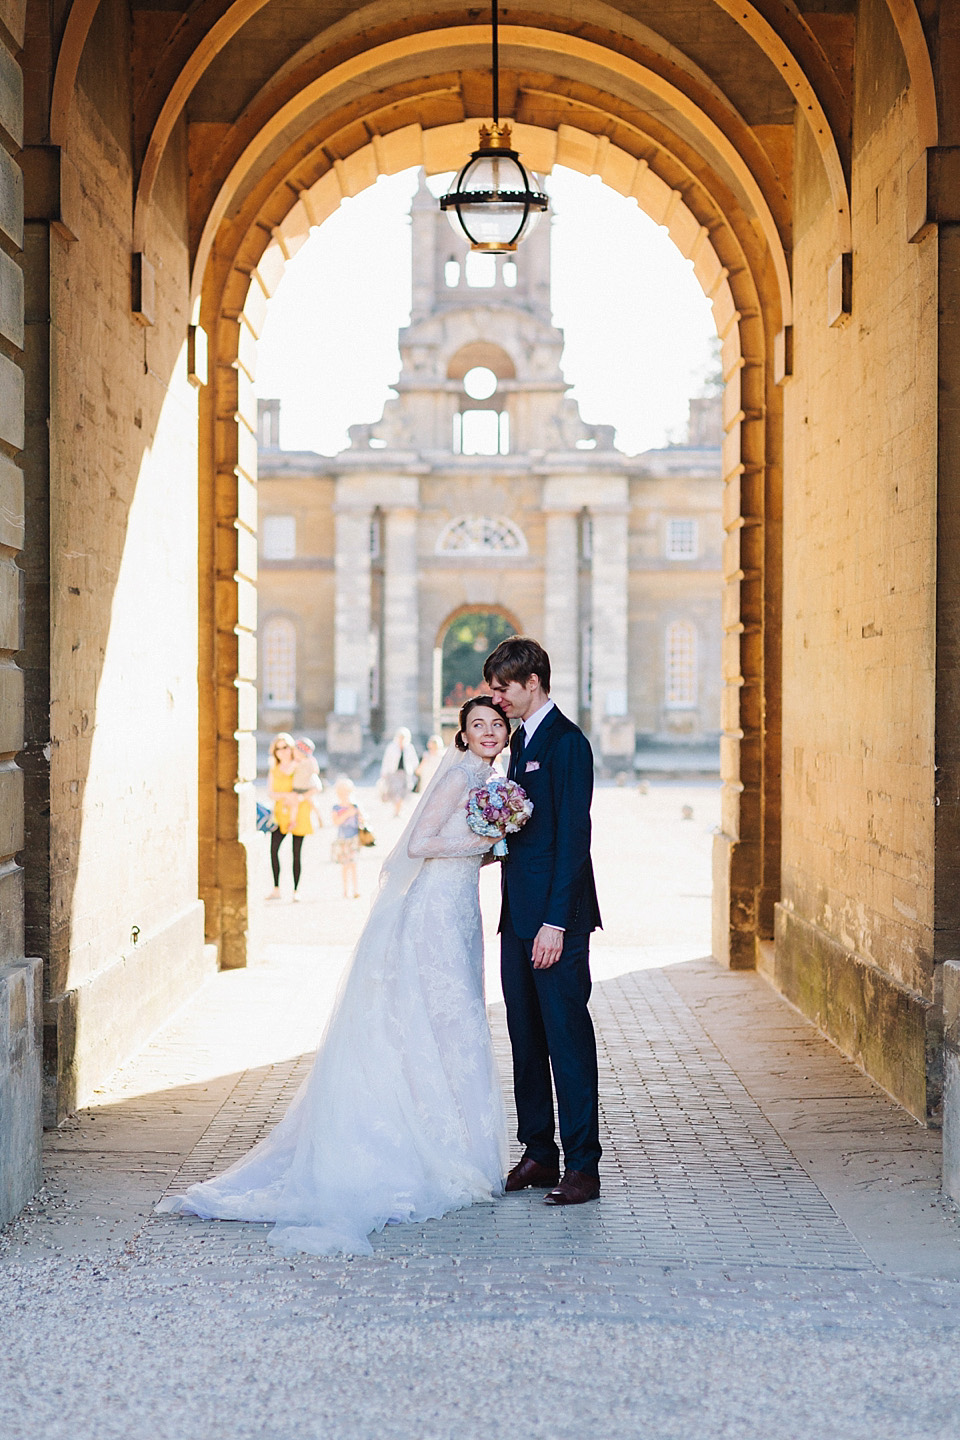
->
xmin=256 ymin=176 xmax=723 ymax=770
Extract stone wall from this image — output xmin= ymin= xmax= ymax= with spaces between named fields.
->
xmin=0 ymin=0 xmax=39 ymax=1222
xmin=27 ymin=0 xmax=212 ymax=1119
xmin=773 ymin=0 xmax=938 ymax=1119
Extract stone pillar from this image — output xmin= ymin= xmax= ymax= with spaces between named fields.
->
xmin=589 ymin=484 xmax=633 ymax=762
xmin=382 ymin=504 xmax=419 ymax=736
xmin=542 ymin=510 xmax=579 ymax=718
xmin=329 ymin=481 xmax=372 ymax=755
xmin=0 ymin=11 xmax=42 ymax=1219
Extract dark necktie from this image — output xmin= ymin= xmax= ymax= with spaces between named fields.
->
xmin=511 ymin=726 xmax=525 ymax=780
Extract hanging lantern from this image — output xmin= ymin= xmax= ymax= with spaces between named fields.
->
xmin=439 ymin=3 xmax=548 ymax=253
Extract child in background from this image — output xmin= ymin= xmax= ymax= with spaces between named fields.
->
xmin=331 ymin=777 xmax=363 ymax=900
xmin=293 ymin=737 xmax=323 ymax=828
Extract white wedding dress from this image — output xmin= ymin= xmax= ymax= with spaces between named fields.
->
xmin=158 ymin=746 xmax=507 ymax=1256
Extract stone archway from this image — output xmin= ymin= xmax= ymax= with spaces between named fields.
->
xmin=201 ymin=118 xmax=778 ymax=977
xmin=6 ymin=0 xmax=952 ymax=1205
xmin=198 ymin=118 xmax=777 ymax=979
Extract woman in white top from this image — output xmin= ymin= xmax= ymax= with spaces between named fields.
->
xmin=379 ymin=726 xmax=419 ymax=816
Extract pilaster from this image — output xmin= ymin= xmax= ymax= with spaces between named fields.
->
xmin=0 ymin=8 xmax=41 ymax=1218
xmin=383 ymin=499 xmax=419 ymax=736
xmin=541 ymin=478 xmax=582 ymax=719
xmin=588 ymin=480 xmax=633 ymax=761
xmin=332 ymin=481 xmax=373 ymax=743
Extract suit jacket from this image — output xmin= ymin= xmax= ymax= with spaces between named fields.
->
xmin=501 ymin=704 xmax=602 ymax=940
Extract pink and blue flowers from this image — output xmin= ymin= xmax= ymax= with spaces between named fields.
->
xmin=466 ymin=777 xmax=534 ymax=857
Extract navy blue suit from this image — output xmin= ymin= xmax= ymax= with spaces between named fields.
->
xmin=501 ymin=704 xmax=602 ymax=1177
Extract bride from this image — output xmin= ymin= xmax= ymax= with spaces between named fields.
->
xmin=159 ymin=695 xmax=511 ymax=1256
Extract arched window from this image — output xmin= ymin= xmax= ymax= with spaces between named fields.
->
xmin=665 ymin=621 xmax=698 ymax=708
xmin=435 ymin=515 xmax=527 ymax=557
xmin=261 ymin=616 xmax=296 ymax=709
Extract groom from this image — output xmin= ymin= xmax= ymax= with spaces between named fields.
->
xmin=483 ymin=635 xmax=602 ymax=1205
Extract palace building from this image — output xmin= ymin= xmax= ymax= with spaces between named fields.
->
xmin=256 ymin=175 xmax=722 ymax=770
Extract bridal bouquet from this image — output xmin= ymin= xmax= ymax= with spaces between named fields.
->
xmin=466 ymin=777 xmax=533 ymax=857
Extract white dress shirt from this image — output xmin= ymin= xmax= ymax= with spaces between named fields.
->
xmin=521 ymin=697 xmax=554 ymax=745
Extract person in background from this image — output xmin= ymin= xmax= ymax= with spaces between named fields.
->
xmin=331 ymin=777 xmax=363 ymax=900
xmin=379 ymin=726 xmax=418 ymax=818
xmin=267 ymin=733 xmax=316 ymax=901
xmin=293 ymin=736 xmax=323 ymax=828
xmin=415 ymin=734 xmax=446 ymax=792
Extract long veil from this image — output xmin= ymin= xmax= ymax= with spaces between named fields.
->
xmin=158 ymin=738 xmax=503 ymax=1255
xmin=339 ymin=738 xmax=465 ymax=983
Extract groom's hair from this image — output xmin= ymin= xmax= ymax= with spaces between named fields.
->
xmin=483 ymin=635 xmax=551 ymax=693
xmin=455 ymin=694 xmax=509 ymax=750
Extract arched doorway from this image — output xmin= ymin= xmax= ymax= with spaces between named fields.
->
xmin=434 ymin=607 xmax=520 ymax=737
xmin=204 ymin=116 xmax=774 ymax=976
xmin=14 ymin=0 xmax=951 ymax=1144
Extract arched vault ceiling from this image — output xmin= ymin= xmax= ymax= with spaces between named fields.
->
xmin=180 ymin=26 xmax=799 ymax=314
xmin=52 ymin=0 xmax=938 ymax=297
xmin=196 ymin=44 xmax=789 ymax=235
xmin=121 ymin=0 xmax=852 ymax=186
xmin=186 ymin=1 xmax=803 ymax=128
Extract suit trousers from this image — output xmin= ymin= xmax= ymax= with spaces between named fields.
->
xmin=500 ymin=905 xmax=602 ymax=1177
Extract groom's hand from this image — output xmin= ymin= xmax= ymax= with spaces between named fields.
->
xmin=532 ymin=924 xmax=564 ymax=969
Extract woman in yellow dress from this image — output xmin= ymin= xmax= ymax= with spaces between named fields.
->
xmin=267 ymin=733 xmax=316 ymax=901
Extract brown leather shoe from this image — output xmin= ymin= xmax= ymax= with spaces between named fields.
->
xmin=543 ymin=1170 xmax=601 ymax=1205
xmin=504 ymin=1155 xmax=561 ymax=1192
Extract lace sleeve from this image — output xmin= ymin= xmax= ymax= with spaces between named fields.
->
xmin=406 ymin=768 xmax=494 ymax=859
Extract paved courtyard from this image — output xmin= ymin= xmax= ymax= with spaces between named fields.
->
xmin=3 ymin=783 xmax=960 ymax=1438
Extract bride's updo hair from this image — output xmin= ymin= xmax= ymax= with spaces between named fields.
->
xmin=455 ymin=694 xmax=509 ymax=751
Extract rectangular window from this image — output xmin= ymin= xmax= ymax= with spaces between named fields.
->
xmin=580 ymin=513 xmax=593 ymax=561
xmin=261 ymin=617 xmax=296 ymax=708
xmin=460 ymin=409 xmax=501 ymax=456
xmin=580 ymin=625 xmax=592 ymax=709
xmin=368 ymin=627 xmax=381 ymax=708
xmin=665 ymin=517 xmax=698 ymax=559
xmin=465 ymin=252 xmax=497 ymax=287
xmin=262 ymin=513 xmax=296 ymax=560
xmin=665 ymin=622 xmax=698 ymax=708
xmin=369 ymin=514 xmax=382 ymax=558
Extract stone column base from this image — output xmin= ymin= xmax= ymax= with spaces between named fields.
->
xmin=943 ymin=959 xmax=960 ymax=1203
xmin=599 ymin=716 xmax=635 ymax=760
xmin=773 ymin=904 xmax=931 ymax=1123
xmin=0 ymin=958 xmax=43 ymax=1223
xmin=43 ymin=903 xmax=212 ymax=1123
xmin=326 ymin=714 xmax=364 ymax=766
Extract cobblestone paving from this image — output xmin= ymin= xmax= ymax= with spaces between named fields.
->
xmin=159 ymin=970 xmax=868 ymax=1272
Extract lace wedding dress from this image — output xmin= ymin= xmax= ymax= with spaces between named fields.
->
xmin=158 ymin=746 xmax=507 ymax=1256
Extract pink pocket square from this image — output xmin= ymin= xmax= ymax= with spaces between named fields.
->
xmin=525 ymin=761 xmax=540 ymax=772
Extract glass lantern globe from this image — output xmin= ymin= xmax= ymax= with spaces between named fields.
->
xmin=440 ymin=126 xmax=548 ymax=253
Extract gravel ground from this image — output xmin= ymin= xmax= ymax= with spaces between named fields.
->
xmin=3 ymin=1253 xmax=960 ymax=1440
xmin=4 ymin=783 xmax=960 ymax=1439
